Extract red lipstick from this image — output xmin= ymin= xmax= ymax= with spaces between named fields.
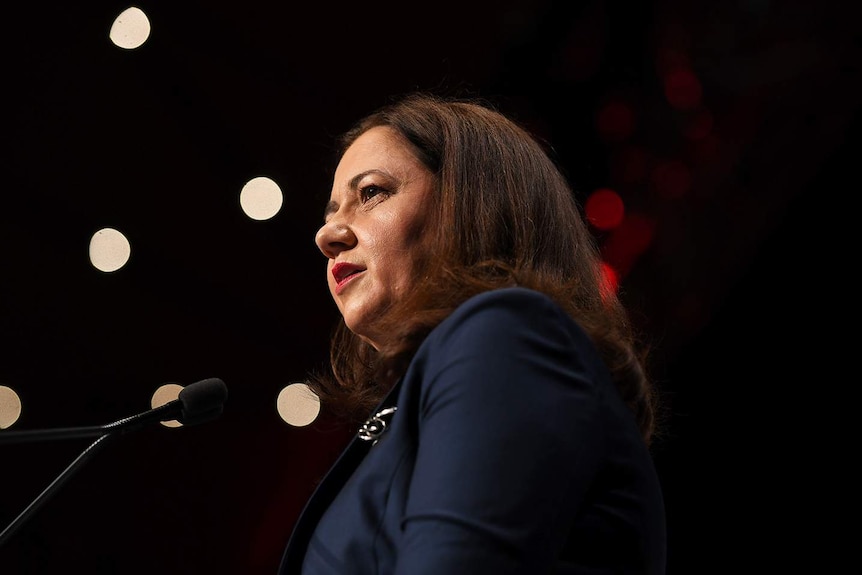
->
xmin=331 ymin=262 xmax=364 ymax=294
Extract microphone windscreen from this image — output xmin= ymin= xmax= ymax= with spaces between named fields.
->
xmin=180 ymin=405 xmax=224 ymax=427
xmin=178 ymin=378 xmax=227 ymax=425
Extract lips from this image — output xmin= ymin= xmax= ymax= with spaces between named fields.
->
xmin=331 ymin=262 xmax=365 ymax=293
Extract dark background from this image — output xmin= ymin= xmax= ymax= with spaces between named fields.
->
xmin=1 ymin=0 xmax=857 ymax=572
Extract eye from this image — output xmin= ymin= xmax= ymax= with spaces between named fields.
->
xmin=359 ymin=184 xmax=388 ymax=203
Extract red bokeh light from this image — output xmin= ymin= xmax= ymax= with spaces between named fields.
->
xmin=600 ymin=261 xmax=619 ymax=297
xmin=663 ymin=68 xmax=702 ymax=110
xmin=585 ymin=187 xmax=625 ymax=230
xmin=600 ymin=213 xmax=656 ymax=278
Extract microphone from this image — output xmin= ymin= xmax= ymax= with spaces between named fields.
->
xmin=0 ymin=377 xmax=228 ymax=444
xmin=173 ymin=376 xmax=228 ymax=426
xmin=105 ymin=377 xmax=228 ymax=432
xmin=0 ymin=378 xmax=227 ymax=546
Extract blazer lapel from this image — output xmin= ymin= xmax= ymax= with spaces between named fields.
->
xmin=278 ymin=380 xmax=403 ymax=574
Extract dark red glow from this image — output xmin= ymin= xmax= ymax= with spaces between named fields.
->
xmin=585 ymin=187 xmax=625 ymax=230
xmin=596 ymin=100 xmax=635 ymax=142
xmin=600 ymin=261 xmax=619 ymax=296
xmin=600 ymin=213 xmax=656 ymax=277
xmin=610 ymin=146 xmax=649 ymax=185
xmin=684 ymin=108 xmax=713 ymax=140
xmin=652 ymin=159 xmax=692 ymax=199
xmin=664 ymin=68 xmax=702 ymax=110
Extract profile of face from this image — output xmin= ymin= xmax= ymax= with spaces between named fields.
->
xmin=315 ymin=126 xmax=436 ymax=350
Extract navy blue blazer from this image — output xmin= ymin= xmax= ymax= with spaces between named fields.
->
xmin=279 ymin=287 xmax=666 ymax=574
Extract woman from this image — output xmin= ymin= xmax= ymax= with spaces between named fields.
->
xmin=279 ymin=92 xmax=666 ymax=574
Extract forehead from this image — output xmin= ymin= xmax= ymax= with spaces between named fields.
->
xmin=334 ymin=126 xmax=424 ymax=183
xmin=324 ymin=126 xmax=434 ymax=221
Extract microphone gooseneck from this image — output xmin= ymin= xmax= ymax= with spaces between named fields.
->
xmin=0 ymin=377 xmax=229 ymax=444
xmin=0 ymin=377 xmax=228 ymax=546
xmin=0 ymin=434 xmax=117 ymax=547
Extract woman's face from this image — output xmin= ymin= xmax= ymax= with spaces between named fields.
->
xmin=315 ymin=126 xmax=435 ymax=350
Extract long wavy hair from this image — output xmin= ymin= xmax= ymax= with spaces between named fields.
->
xmin=309 ymin=92 xmax=661 ymax=445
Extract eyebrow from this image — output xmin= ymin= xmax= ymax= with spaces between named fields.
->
xmin=322 ymin=169 xmax=387 ymax=221
xmin=323 ymin=200 xmax=338 ymax=222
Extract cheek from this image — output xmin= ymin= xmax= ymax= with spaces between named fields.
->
xmin=406 ymin=216 xmax=433 ymax=265
xmin=392 ymin=242 xmax=430 ymax=295
xmin=367 ymin=206 xmax=432 ymax=289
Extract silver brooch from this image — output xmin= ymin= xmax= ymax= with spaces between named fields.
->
xmin=357 ymin=406 xmax=397 ymax=445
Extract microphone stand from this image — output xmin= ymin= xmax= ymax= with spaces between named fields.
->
xmin=0 ymin=433 xmax=117 ymax=546
xmin=0 ymin=401 xmax=182 ymax=546
xmin=0 ymin=378 xmax=227 ymax=547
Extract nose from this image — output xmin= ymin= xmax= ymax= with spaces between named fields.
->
xmin=315 ymin=218 xmax=356 ymax=259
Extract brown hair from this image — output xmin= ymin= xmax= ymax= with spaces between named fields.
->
xmin=310 ymin=92 xmax=661 ymax=445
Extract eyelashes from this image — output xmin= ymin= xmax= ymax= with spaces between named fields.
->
xmin=322 ymin=180 xmax=393 ymax=224
xmin=359 ymin=184 xmax=390 ymax=203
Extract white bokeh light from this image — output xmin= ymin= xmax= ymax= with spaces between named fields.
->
xmin=89 ymin=227 xmax=131 ymax=272
xmin=109 ymin=7 xmax=151 ymax=50
xmin=151 ymin=383 xmax=184 ymax=428
xmin=240 ymin=176 xmax=284 ymax=221
xmin=277 ymin=382 xmax=321 ymax=427
xmin=0 ymin=385 xmax=22 ymax=429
